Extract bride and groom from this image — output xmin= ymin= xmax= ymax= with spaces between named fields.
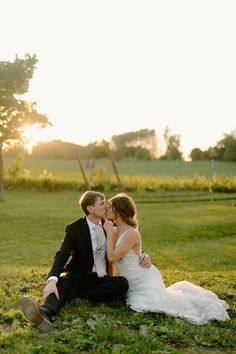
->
xmin=21 ymin=191 xmax=230 ymax=333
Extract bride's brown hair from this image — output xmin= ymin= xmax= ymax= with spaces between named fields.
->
xmin=108 ymin=193 xmax=138 ymax=228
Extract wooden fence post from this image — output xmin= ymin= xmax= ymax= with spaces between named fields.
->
xmin=105 ymin=143 xmax=124 ymax=191
xmin=74 ymin=149 xmax=91 ymax=190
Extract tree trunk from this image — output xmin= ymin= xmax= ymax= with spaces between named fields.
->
xmin=0 ymin=144 xmax=4 ymax=201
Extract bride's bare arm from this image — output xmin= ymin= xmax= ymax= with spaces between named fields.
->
xmin=103 ymin=220 xmax=140 ymax=262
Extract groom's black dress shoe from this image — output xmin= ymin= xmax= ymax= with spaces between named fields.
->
xmin=20 ymin=296 xmax=53 ymax=333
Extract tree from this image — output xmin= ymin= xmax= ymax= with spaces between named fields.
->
xmin=2 ymin=141 xmax=26 ymax=158
xmin=111 ymin=129 xmax=159 ymax=159
xmin=215 ymin=130 xmax=236 ymax=161
xmin=31 ymin=140 xmax=79 ymax=160
xmin=189 ymin=147 xmax=203 ymax=161
xmin=161 ymin=126 xmax=183 ymax=160
xmin=190 ymin=130 xmax=236 ymax=161
xmin=0 ymin=54 xmax=51 ymax=200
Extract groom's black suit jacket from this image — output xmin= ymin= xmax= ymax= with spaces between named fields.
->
xmin=47 ymin=217 xmax=107 ymax=279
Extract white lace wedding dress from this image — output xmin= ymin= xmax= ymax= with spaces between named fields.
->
xmin=115 ymin=231 xmax=230 ymax=324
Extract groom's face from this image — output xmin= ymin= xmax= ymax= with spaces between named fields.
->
xmin=89 ymin=197 xmax=107 ymax=218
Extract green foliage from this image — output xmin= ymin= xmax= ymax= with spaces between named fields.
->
xmin=31 ymin=140 xmax=80 ymax=160
xmin=0 ymin=54 xmax=51 ymax=199
xmin=189 ymin=148 xmax=204 ymax=161
xmin=216 ymin=130 xmax=236 ymax=161
xmin=4 ymin=157 xmax=236 ymax=178
xmin=0 ymin=54 xmax=50 ymax=145
xmin=161 ymin=126 xmax=183 ymax=160
xmin=0 ymin=192 xmax=235 ymax=353
xmin=3 ymin=128 xmax=236 ymax=163
xmin=189 ymin=147 xmax=217 ymax=161
xmin=3 ymin=129 xmax=159 ymax=161
xmin=190 ymin=130 xmax=236 ymax=162
xmin=2 ymin=158 xmax=236 ymax=194
xmin=3 ymin=168 xmax=236 ymax=193
xmin=5 ymin=153 xmax=25 ymax=179
xmin=111 ymin=129 xmax=159 ymax=159
xmin=114 ymin=146 xmax=152 ymax=160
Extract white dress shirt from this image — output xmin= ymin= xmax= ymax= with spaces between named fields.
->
xmin=86 ymin=217 xmax=106 ymax=273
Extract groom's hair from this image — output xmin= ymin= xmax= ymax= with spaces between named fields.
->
xmin=79 ymin=191 xmax=105 ymax=215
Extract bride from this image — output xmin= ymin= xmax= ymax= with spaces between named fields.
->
xmin=103 ymin=193 xmax=230 ymax=325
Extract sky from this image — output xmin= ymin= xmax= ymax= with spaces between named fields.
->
xmin=1 ymin=0 xmax=236 ymax=158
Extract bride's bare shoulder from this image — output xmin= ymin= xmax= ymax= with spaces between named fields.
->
xmin=126 ymin=228 xmax=141 ymax=240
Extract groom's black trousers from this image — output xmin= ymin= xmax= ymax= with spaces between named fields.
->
xmin=42 ymin=273 xmax=128 ymax=317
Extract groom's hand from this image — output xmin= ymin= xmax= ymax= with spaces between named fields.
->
xmin=43 ymin=280 xmax=59 ymax=300
xmin=139 ymin=252 xmax=151 ymax=268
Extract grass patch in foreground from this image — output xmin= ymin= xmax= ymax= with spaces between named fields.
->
xmin=0 ymin=191 xmax=235 ymax=353
xmin=0 ymin=269 xmax=235 ymax=354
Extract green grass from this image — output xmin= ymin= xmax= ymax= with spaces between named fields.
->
xmin=0 ymin=191 xmax=235 ymax=353
xmin=4 ymin=157 xmax=236 ymax=178
xmin=4 ymin=157 xmax=236 ymax=194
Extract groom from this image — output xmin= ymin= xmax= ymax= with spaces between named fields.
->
xmin=21 ymin=191 xmax=151 ymax=333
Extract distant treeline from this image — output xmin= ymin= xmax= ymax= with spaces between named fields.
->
xmin=189 ymin=130 xmax=236 ymax=161
xmin=3 ymin=129 xmax=161 ymax=160
xmin=3 ymin=128 xmax=236 ymax=162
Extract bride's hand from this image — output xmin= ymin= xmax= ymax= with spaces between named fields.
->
xmin=103 ymin=219 xmax=115 ymax=236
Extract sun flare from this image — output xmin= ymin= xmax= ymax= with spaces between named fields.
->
xmin=22 ymin=125 xmax=51 ymax=153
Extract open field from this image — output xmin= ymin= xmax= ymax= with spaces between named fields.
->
xmin=3 ymin=158 xmax=236 ymax=194
xmin=4 ymin=158 xmax=236 ymax=178
xmin=0 ymin=191 xmax=235 ymax=353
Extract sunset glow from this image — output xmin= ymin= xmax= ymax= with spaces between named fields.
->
xmin=1 ymin=1 xmax=235 ymax=159
xmin=21 ymin=126 xmax=38 ymax=153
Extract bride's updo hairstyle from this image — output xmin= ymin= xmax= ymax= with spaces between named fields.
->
xmin=108 ymin=193 xmax=138 ymax=228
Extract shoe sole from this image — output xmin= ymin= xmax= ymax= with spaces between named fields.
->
xmin=20 ymin=296 xmax=53 ymax=333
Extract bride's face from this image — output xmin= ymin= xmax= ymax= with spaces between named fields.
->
xmin=106 ymin=203 xmax=115 ymax=220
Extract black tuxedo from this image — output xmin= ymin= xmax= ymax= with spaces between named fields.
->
xmin=47 ymin=217 xmax=102 ymax=279
xmin=43 ymin=217 xmax=128 ymax=316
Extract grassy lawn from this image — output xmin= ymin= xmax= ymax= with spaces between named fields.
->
xmin=4 ymin=157 xmax=236 ymax=178
xmin=0 ymin=191 xmax=235 ymax=353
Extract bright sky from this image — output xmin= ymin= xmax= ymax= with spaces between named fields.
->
xmin=1 ymin=0 xmax=236 ymax=158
